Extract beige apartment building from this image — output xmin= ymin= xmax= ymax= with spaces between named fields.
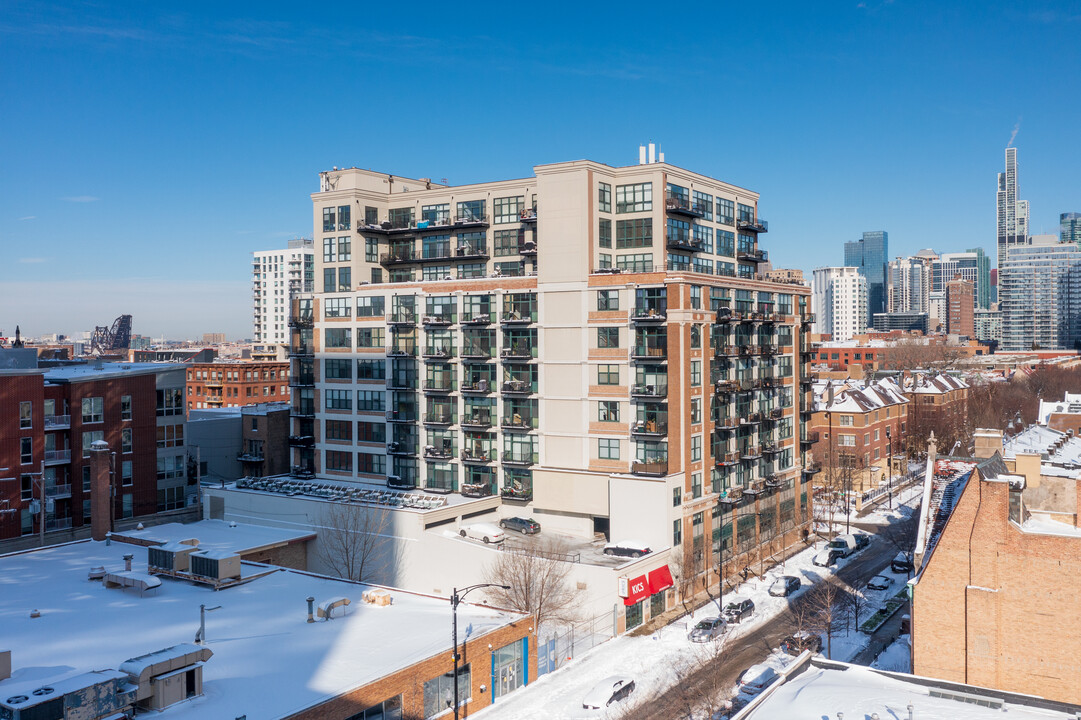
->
xmin=288 ymin=153 xmax=816 ymax=599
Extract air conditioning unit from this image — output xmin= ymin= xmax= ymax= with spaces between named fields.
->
xmin=148 ymin=541 xmax=200 ymax=574
xmin=189 ymin=551 xmax=241 ymax=582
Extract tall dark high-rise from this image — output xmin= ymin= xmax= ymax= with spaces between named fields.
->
xmin=996 ymin=146 xmax=1029 ymax=269
xmin=1062 ymin=212 xmax=1081 ymax=245
xmin=844 ymin=231 xmax=888 ymax=325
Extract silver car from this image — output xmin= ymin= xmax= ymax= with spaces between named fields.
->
xmin=688 ymin=616 xmax=726 ymax=642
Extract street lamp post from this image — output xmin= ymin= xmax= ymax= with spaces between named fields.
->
xmin=451 ymin=583 xmax=510 ymax=720
xmin=886 ymin=426 xmax=893 ymax=510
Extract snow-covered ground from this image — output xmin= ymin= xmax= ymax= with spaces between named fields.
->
xmin=871 ymin=634 xmax=912 ymax=673
xmin=477 ymin=490 xmax=923 ymax=719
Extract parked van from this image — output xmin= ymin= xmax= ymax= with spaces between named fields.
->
xmin=829 ymin=534 xmax=858 ymax=557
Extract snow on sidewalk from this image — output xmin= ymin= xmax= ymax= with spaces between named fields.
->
xmin=474 ymin=539 xmax=890 ymax=720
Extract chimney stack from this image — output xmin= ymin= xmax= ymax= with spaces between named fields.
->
xmin=89 ymin=440 xmax=112 ymax=541
xmin=124 ymin=554 xmax=133 ymax=572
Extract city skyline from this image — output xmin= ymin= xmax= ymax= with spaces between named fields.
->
xmin=2 ymin=2 xmax=1079 ymax=339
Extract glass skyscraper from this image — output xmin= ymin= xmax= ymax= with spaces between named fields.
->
xmin=1000 ymin=236 xmax=1081 ymax=352
xmin=1062 ymin=212 xmax=1081 ymax=245
xmin=844 ymin=231 xmax=888 ymax=325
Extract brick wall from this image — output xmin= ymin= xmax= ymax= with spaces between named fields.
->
xmin=290 ymin=614 xmax=535 ymax=720
xmin=914 ymin=471 xmax=1081 ymax=704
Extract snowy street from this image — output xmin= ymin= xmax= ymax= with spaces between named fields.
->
xmin=473 ymin=498 xmax=919 ymax=720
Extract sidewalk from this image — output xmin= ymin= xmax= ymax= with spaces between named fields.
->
xmin=850 ymin=598 xmax=909 ymax=665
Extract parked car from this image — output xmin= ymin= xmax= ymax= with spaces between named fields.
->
xmin=853 ymin=532 xmax=871 ymax=550
xmin=829 ymin=534 xmax=858 ymax=557
xmin=499 ymin=517 xmax=541 ymax=534
xmin=891 ymin=551 xmax=914 ymax=574
xmin=768 ymin=576 xmax=801 ymax=597
xmin=813 ymin=547 xmax=841 ymax=567
xmin=866 ymin=574 xmax=894 ymax=591
xmin=459 ymin=523 xmax=505 ymax=544
xmin=781 ymin=631 xmax=823 ymax=656
xmin=688 ymin=616 xmax=726 ymax=642
xmin=722 ymin=598 xmax=755 ymax=624
xmin=603 ymin=540 xmax=652 ymax=559
xmin=582 ymin=676 xmax=635 ymax=709
xmin=739 ymin=663 xmax=779 ymax=695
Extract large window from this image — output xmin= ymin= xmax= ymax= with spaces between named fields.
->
xmin=325 ymin=389 xmax=353 ymax=410
xmin=597 ymin=327 xmax=619 ymax=348
xmin=597 ymin=290 xmax=618 ymax=311
xmin=325 ymin=420 xmax=352 ymax=441
xmin=156 ymin=389 xmax=183 ymax=416
xmin=599 ymin=218 xmax=612 ymax=248
xmin=598 ymin=182 xmax=612 ymax=213
xmin=494 ymin=228 xmax=521 ymax=256
xmin=616 ymin=182 xmax=652 ymax=213
xmin=19 ymin=401 xmax=31 ymax=428
xmin=338 ymin=236 xmax=351 ymax=261
xmin=422 ymin=203 xmax=449 ymax=223
xmin=81 ymin=397 xmax=103 ymax=424
xmin=494 ymin=196 xmax=524 ymax=224
xmin=326 ymin=450 xmax=353 ymax=472
xmin=357 ymin=391 xmax=386 ymax=412
xmin=345 ymin=695 xmax=403 ymax=720
xmin=325 ymin=359 xmax=353 ymax=379
xmin=322 ymin=237 xmax=337 ymax=263
xmin=491 ymin=641 xmax=526 ymax=701
xmin=424 ymin=665 xmax=470 ymax=718
xmin=357 ymin=359 xmax=386 ymax=380
xmin=716 ymin=198 xmax=734 ymax=225
xmin=324 ymin=297 xmax=350 ymax=318
xmin=357 ymin=296 xmax=385 ymax=317
xmin=616 ymin=253 xmax=653 ymax=272
xmin=157 ymin=424 xmax=183 ymax=448
xmin=388 ymin=207 xmax=414 ymax=228
xmin=597 ymin=364 xmax=619 ymax=385
xmin=616 ymin=218 xmax=652 ymax=248
xmin=423 ymin=234 xmax=451 ymax=259
xmin=21 ymin=437 xmax=32 ymax=464
xmin=322 ymin=207 xmax=336 ymax=232
xmin=357 ymin=328 xmax=385 ymax=348
xmin=599 ymin=438 xmax=620 ymax=460
xmin=325 ymin=328 xmax=352 ymax=349
xmin=599 ymin=401 xmax=620 ymax=422
xmin=457 ymin=199 xmax=485 ymax=222
xmin=121 ymin=395 xmax=132 ymax=420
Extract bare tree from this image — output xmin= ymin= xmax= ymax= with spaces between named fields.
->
xmin=484 ymin=538 xmax=580 ymax=634
xmin=842 ymin=583 xmax=868 ymax=634
xmin=805 ymin=578 xmax=849 ymax=660
xmin=669 ymin=545 xmax=699 ymax=616
xmin=313 ymin=501 xmax=398 ymax=584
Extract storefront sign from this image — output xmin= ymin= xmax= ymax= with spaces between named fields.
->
xmin=622 ymin=574 xmax=650 ymax=606
xmin=647 ymin=565 xmax=674 ymax=594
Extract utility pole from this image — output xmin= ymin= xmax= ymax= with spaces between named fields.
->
xmin=886 ymin=426 xmax=893 ymax=510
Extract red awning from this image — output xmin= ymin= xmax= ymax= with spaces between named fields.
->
xmin=623 ymin=574 xmax=650 ymax=606
xmin=648 ymin=565 xmax=674 ymax=594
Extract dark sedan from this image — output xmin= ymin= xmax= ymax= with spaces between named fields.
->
xmin=499 ymin=517 xmax=541 ymax=534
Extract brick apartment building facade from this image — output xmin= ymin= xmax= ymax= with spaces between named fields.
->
xmin=912 ymin=445 xmax=1081 ymax=704
xmin=0 ymin=363 xmax=189 ymax=544
xmin=945 ymin=275 xmax=975 ymax=337
xmin=185 ymin=361 xmax=290 ymax=413
xmin=236 ymin=402 xmax=291 ymax=478
xmin=288 ymin=152 xmax=818 ymax=619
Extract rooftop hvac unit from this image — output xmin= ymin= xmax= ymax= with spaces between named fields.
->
xmin=148 ymin=541 xmax=200 ymax=574
xmin=189 ymin=551 xmax=241 ymax=582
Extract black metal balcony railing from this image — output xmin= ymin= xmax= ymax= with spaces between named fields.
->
xmin=632 ymin=460 xmax=668 ymax=476
xmin=460 ymin=411 xmax=493 ymax=428
xmin=500 ymin=311 xmax=535 ymax=324
xmin=388 ymin=309 xmax=417 ymax=325
xmin=500 ymin=344 xmax=535 ymax=360
xmin=461 ymin=448 xmax=495 ymax=463
xmin=461 ymin=313 xmax=492 ymax=325
xmin=737 ymin=217 xmax=768 ymax=233
xmin=422 ymin=312 xmax=456 ymax=326
xmin=801 ymin=312 xmax=816 ymax=325
xmin=423 ymin=412 xmax=455 ymax=426
xmin=518 ymin=240 xmax=538 ymax=255
xmin=454 ymin=213 xmax=490 ymax=227
xmin=288 ymin=316 xmax=314 ymax=329
xmin=388 ymin=344 xmax=419 ymax=357
xmin=665 ymin=194 xmax=707 ymax=218
xmin=288 ymin=435 xmax=315 ymax=447
xmin=501 ymin=379 xmax=534 ymax=394
xmin=454 ymin=243 xmax=490 ymax=260
xmin=801 ymin=430 xmax=821 ymax=446
xmin=715 ymin=308 xmax=741 ymax=323
xmin=237 ymin=451 xmax=265 ymax=463
xmin=738 ymin=248 xmax=768 ymax=263
xmin=520 ymin=208 xmax=538 ymax=222
xmin=631 ymin=305 xmax=667 ymax=322
xmin=385 ymin=409 xmax=419 ymax=423
xmin=632 ymin=344 xmax=667 ymax=360
xmin=460 ymin=343 xmax=494 ymax=359
xmin=386 ymin=441 xmax=418 ymax=456
xmin=422 ymin=346 xmax=456 ymax=360
xmin=289 ymin=344 xmax=315 ymax=358
xmin=631 ymin=419 xmax=668 ymax=436
xmin=631 ymin=383 xmax=668 ymax=399
xmin=290 ymin=374 xmax=316 ymax=387
xmin=716 ymin=452 xmax=740 ymax=466
xmin=501 ymin=413 xmax=536 ymax=430
xmin=292 ymin=403 xmax=316 ymax=418
xmin=665 ymin=234 xmax=706 ymax=253
xmin=501 ymin=451 xmax=536 ymax=466
xmin=461 ymin=379 xmax=493 ymax=393
xmin=423 ymin=379 xmax=455 ymax=393
xmin=423 ymin=445 xmax=455 ymax=460
xmin=715 ymin=416 xmax=740 ymax=430
xmin=380 ymin=250 xmax=417 ymax=265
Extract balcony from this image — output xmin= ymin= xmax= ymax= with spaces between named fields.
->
xmin=501 ymin=484 xmax=533 ymax=501
xmin=665 ymin=234 xmax=706 ymax=253
xmin=461 ymin=313 xmax=492 ymax=326
xmin=423 ymin=379 xmax=456 ymax=394
xmin=423 ymin=445 xmax=455 ymax=461
xmin=288 ymin=316 xmax=313 ymax=329
xmin=43 ymin=414 xmax=71 ymax=430
xmin=800 ymin=431 xmax=820 ymax=447
xmin=237 ymin=451 xmax=265 ymax=463
xmin=715 ymin=308 xmax=741 ymax=323
xmin=740 ymin=413 xmax=762 ymax=426
xmin=738 ymin=248 xmax=768 ymax=264
xmin=714 ymin=344 xmax=739 ymax=358
xmin=518 ymin=240 xmax=537 ymax=256
xmin=760 ymin=343 xmax=778 ymax=357
xmin=422 ymin=412 xmax=455 ymax=426
xmin=501 ymin=379 xmax=534 ymax=395
xmin=631 ymin=306 xmax=667 ymax=323
xmin=387 ymin=344 xmax=419 ymax=358
xmin=803 ymin=462 xmax=822 ymax=475
xmin=289 ymin=373 xmax=316 ymax=388
xmin=453 ymin=243 xmax=491 ymax=261
xmin=460 ymin=411 xmax=493 ymax=429
xmin=386 ymin=441 xmax=417 ymax=457
xmin=631 ymin=460 xmax=668 ymax=476
xmin=422 ymin=346 xmax=456 ymax=360
xmin=801 ymin=313 xmax=816 ymax=326
xmin=461 ymin=379 xmax=493 ymax=394
xmin=716 ymin=451 xmax=740 ymax=466
xmin=385 ymin=409 xmax=419 ymax=423
xmin=422 ymin=313 xmax=456 ymax=327
xmin=631 ymin=383 xmax=667 ymax=399
xmin=387 ymin=376 xmax=418 ymax=391
xmin=631 ymin=344 xmax=667 ymax=361
xmin=500 ymin=311 xmax=535 ymax=325
xmin=737 ymin=217 xmax=768 ymax=233
xmin=460 ymin=343 xmax=494 ymax=360
xmin=520 ymin=208 xmax=538 ymax=223
xmin=44 ymin=483 xmax=72 ymax=498
xmin=718 ymin=486 xmax=743 ymax=504
xmin=387 ymin=475 xmax=418 ymax=490
xmin=43 ymin=449 xmax=71 ymax=465
xmin=388 ymin=309 xmax=417 ymax=326
xmin=738 ymin=344 xmax=760 ymax=357
xmin=292 ymin=403 xmax=316 ymax=418
xmin=631 ymin=419 xmax=667 ymax=436
xmin=288 ymin=435 xmax=315 ymax=447
xmin=715 ymin=380 xmax=738 ymax=395
xmin=768 ymin=408 xmax=784 ymax=420
xmin=501 ymin=451 xmax=536 ymax=467
xmin=289 ymin=344 xmax=315 ymax=358
xmin=380 ymin=250 xmax=417 ymax=265
xmin=501 ymin=413 xmax=536 ymax=431
xmin=665 ymin=194 xmax=706 ymax=218
xmin=743 ymin=480 xmax=768 ymax=495
xmin=715 ymin=416 xmax=740 ymax=431
xmin=453 ymin=214 xmax=490 ymax=228
xmin=414 ymin=217 xmax=455 ymax=233
xmin=500 ymin=344 xmax=535 ymax=361
xmin=762 ymin=443 xmax=781 ymax=455
xmin=461 ymin=448 xmax=495 ymax=464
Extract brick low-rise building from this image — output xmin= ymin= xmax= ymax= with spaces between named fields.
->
xmin=185 ymin=361 xmax=290 ymax=413
xmin=0 ymin=362 xmax=190 ymax=545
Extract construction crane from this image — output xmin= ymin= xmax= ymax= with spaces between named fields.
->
xmin=90 ymin=315 xmax=133 ymax=355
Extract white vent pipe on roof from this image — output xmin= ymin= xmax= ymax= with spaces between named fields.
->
xmin=648 ymin=143 xmax=656 ymax=164
xmin=639 ymin=145 xmax=647 ymax=165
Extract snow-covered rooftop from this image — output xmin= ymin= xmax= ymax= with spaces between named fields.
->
xmin=813 ymin=377 xmax=908 ymax=413
xmin=113 ymin=519 xmax=315 ymax=555
xmin=0 ymin=539 xmax=523 ymax=719
xmin=902 ymin=372 xmax=969 ymax=395
xmin=42 ymin=362 xmax=187 ymax=382
xmin=737 ymin=659 xmax=1079 ymax=719
xmin=1004 ymin=425 xmax=1081 ymax=467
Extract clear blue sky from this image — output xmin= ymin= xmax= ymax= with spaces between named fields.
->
xmin=1 ymin=1 xmax=1078 ymax=340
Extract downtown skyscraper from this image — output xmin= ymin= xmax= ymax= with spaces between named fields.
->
xmin=843 ymin=231 xmax=888 ymax=325
xmin=996 ymin=147 xmax=1030 ymax=269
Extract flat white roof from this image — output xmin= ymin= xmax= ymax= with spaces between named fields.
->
xmin=741 ymin=661 xmax=1078 ymax=719
xmin=113 ymin=520 xmax=314 ymax=555
xmin=0 ymin=540 xmax=524 ymax=719
xmin=43 ymin=362 xmax=186 ymax=382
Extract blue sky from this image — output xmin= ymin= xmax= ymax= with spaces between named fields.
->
xmin=1 ymin=1 xmax=1079 ymax=340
